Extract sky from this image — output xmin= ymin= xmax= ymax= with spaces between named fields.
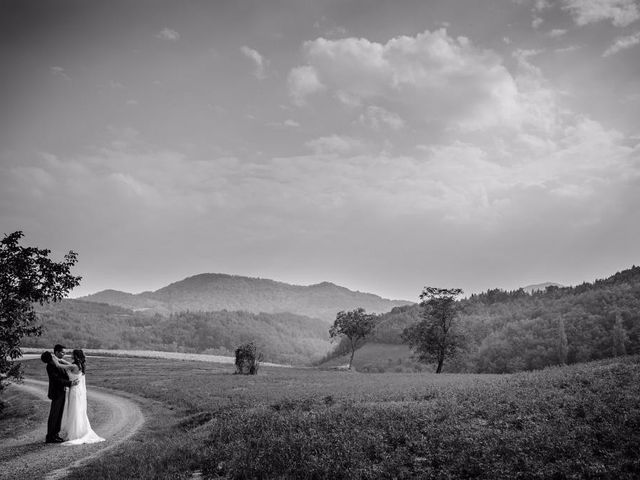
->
xmin=1 ymin=0 xmax=639 ymax=302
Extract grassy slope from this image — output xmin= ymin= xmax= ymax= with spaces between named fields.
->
xmin=319 ymin=342 xmax=427 ymax=372
xmin=19 ymin=355 xmax=640 ymax=479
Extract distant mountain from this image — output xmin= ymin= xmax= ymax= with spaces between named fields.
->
xmin=521 ymin=282 xmax=564 ymax=293
xmin=80 ymin=273 xmax=413 ymax=321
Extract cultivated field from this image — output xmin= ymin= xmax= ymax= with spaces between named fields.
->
xmin=19 ymin=354 xmax=640 ymax=479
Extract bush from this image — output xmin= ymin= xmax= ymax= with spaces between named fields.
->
xmin=234 ymin=342 xmax=263 ymax=375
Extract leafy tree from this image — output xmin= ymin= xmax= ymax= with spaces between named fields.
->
xmin=0 ymin=231 xmax=81 ymax=397
xmin=234 ymin=341 xmax=263 ymax=375
xmin=329 ymin=308 xmax=376 ymax=369
xmin=402 ymin=287 xmax=464 ymax=373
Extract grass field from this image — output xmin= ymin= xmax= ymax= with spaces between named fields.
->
xmin=318 ymin=343 xmax=427 ymax=373
xmin=0 ymin=387 xmax=47 ymax=441
xmin=19 ymin=354 xmax=640 ymax=479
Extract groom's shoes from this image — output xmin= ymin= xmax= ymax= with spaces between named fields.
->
xmin=45 ymin=436 xmax=64 ymax=443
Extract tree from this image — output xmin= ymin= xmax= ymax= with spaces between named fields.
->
xmin=557 ymin=316 xmax=568 ymax=365
xmin=402 ymin=287 xmax=464 ymax=373
xmin=329 ymin=308 xmax=376 ymax=370
xmin=234 ymin=341 xmax=263 ymax=375
xmin=1 ymin=231 xmax=81 ymax=398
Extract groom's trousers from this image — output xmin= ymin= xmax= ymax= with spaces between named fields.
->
xmin=46 ymin=393 xmax=65 ymax=440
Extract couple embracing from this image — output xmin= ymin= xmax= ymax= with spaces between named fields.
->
xmin=41 ymin=344 xmax=105 ymax=445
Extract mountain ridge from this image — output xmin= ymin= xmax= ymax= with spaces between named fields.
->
xmin=80 ymin=273 xmax=413 ymax=321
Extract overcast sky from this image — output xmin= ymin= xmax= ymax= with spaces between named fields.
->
xmin=1 ymin=0 xmax=639 ymax=301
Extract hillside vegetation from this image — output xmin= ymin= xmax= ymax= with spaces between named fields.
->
xmin=326 ymin=266 xmax=640 ymax=373
xmin=81 ymin=273 xmax=412 ymax=321
xmin=28 ymin=300 xmax=331 ymax=364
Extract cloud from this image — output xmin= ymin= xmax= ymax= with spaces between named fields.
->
xmin=555 ymin=45 xmax=581 ymax=53
xmin=603 ymin=31 xmax=640 ymax=56
xmin=156 ymin=28 xmax=180 ymax=41
xmin=50 ymin=66 xmax=71 ymax=80
xmin=305 ymin=135 xmax=365 ymax=155
xmin=287 ymin=65 xmax=325 ymax=105
xmin=240 ymin=46 xmax=268 ymax=79
xmin=358 ymin=105 xmax=405 ymax=131
xmin=547 ymin=28 xmax=568 ymax=37
xmin=532 ymin=16 xmax=544 ymax=29
xmin=289 ymin=29 xmax=523 ymax=132
xmin=562 ymin=0 xmax=640 ymax=27
xmin=267 ymin=119 xmax=300 ymax=128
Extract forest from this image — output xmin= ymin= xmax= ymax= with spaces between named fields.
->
xmin=366 ymin=265 xmax=640 ymax=373
xmin=27 ymin=265 xmax=640 ymax=372
xmin=29 ymin=301 xmax=331 ymax=365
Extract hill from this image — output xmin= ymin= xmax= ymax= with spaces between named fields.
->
xmin=80 ymin=273 xmax=412 ymax=321
xmin=320 ymin=265 xmax=640 ymax=373
xmin=28 ymin=299 xmax=332 ymax=365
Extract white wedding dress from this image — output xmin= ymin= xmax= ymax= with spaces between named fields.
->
xmin=59 ymin=371 xmax=105 ymax=445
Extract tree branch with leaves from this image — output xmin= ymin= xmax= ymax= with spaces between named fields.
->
xmin=1 ymin=231 xmax=81 ymax=400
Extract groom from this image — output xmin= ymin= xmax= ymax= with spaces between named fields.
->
xmin=41 ymin=344 xmax=78 ymax=443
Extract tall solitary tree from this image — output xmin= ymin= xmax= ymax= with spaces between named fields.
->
xmin=1 ymin=231 xmax=81 ymax=398
xmin=402 ymin=287 xmax=464 ymax=373
xmin=329 ymin=307 xmax=376 ymax=370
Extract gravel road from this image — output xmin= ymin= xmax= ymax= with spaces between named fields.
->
xmin=0 ymin=379 xmax=145 ymax=480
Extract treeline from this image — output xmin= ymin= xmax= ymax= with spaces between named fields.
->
xmin=28 ymin=300 xmax=331 ymax=365
xmin=331 ymin=266 xmax=640 ymax=373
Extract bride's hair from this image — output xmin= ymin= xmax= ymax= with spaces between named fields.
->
xmin=73 ymin=349 xmax=86 ymax=374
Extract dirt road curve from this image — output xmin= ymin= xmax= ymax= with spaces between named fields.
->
xmin=0 ymin=379 xmax=144 ymax=480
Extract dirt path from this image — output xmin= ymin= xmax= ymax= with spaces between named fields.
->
xmin=0 ymin=379 xmax=145 ymax=480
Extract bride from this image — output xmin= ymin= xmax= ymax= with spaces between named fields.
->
xmin=51 ymin=349 xmax=105 ymax=445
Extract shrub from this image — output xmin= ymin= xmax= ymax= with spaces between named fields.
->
xmin=234 ymin=342 xmax=263 ymax=375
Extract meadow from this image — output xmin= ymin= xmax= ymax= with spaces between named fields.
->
xmin=20 ymin=354 xmax=640 ymax=479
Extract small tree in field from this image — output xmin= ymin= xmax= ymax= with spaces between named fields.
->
xmin=1 ymin=231 xmax=81 ymax=399
xmin=235 ymin=342 xmax=263 ymax=375
xmin=402 ymin=287 xmax=464 ymax=374
xmin=329 ymin=308 xmax=376 ymax=370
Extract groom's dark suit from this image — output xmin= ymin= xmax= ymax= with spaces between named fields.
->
xmin=46 ymin=361 xmax=72 ymax=442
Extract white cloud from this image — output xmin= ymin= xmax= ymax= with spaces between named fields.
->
xmin=156 ymin=28 xmax=180 ymax=41
xmin=305 ymin=135 xmax=364 ymax=155
xmin=547 ymin=28 xmax=568 ymax=37
xmin=562 ymin=0 xmax=640 ymax=27
xmin=532 ymin=16 xmax=544 ymax=29
xmin=287 ymin=66 xmax=325 ymax=105
xmin=267 ymin=119 xmax=300 ymax=128
xmin=358 ymin=105 xmax=404 ymax=131
xmin=555 ymin=45 xmax=581 ymax=53
xmin=603 ymin=31 xmax=640 ymax=56
xmin=241 ymin=46 xmax=268 ymax=80
xmin=50 ymin=66 xmax=71 ymax=80
xmin=289 ymin=29 xmax=523 ymax=132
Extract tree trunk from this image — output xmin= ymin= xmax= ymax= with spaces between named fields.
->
xmin=435 ymin=356 xmax=444 ymax=373
xmin=348 ymin=348 xmax=355 ymax=369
